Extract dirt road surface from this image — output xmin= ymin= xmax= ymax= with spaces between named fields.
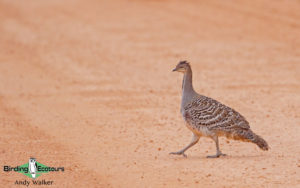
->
xmin=0 ymin=0 xmax=299 ymax=187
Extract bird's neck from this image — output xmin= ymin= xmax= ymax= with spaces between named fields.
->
xmin=182 ymin=67 xmax=196 ymax=103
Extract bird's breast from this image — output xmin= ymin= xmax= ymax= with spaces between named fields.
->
xmin=182 ymin=110 xmax=213 ymax=137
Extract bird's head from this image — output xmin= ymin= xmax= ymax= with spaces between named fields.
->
xmin=29 ymin=158 xmax=36 ymax=163
xmin=172 ymin=60 xmax=191 ymax=73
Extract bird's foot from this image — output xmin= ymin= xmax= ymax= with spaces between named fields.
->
xmin=206 ymin=152 xmax=226 ymax=158
xmin=169 ymin=151 xmax=187 ymax=158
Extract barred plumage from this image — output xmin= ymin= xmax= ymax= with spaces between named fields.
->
xmin=183 ymin=96 xmax=249 ymax=131
xmin=170 ymin=61 xmax=269 ymax=158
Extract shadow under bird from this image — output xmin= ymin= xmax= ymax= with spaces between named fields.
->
xmin=170 ymin=61 xmax=269 ymax=158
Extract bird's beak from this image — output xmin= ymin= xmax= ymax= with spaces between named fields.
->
xmin=172 ymin=68 xmax=177 ymax=72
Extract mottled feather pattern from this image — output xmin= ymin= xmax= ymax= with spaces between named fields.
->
xmin=182 ymin=94 xmax=268 ymax=150
xmin=183 ymin=95 xmax=250 ymax=132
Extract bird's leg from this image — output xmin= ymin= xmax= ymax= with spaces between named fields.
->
xmin=207 ymin=135 xmax=227 ymax=158
xmin=169 ymin=133 xmax=200 ymax=158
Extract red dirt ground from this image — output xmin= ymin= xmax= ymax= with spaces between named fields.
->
xmin=0 ymin=0 xmax=299 ymax=187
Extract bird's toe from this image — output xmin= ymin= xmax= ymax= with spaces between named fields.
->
xmin=169 ymin=151 xmax=187 ymax=158
xmin=206 ymin=154 xmax=220 ymax=158
xmin=206 ymin=152 xmax=226 ymax=158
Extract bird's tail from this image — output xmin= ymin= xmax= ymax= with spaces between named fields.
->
xmin=241 ymin=130 xmax=269 ymax=151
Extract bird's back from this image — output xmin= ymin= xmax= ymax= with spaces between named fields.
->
xmin=182 ymin=94 xmax=250 ymax=136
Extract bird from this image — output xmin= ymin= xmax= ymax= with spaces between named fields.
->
xmin=170 ymin=61 xmax=269 ymax=158
xmin=28 ymin=157 xmax=38 ymax=179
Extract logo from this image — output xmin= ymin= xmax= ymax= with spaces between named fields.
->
xmin=3 ymin=157 xmax=64 ymax=186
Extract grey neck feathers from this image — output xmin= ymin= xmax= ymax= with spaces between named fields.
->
xmin=181 ymin=66 xmax=196 ymax=107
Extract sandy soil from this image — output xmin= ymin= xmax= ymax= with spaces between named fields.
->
xmin=0 ymin=0 xmax=300 ymax=187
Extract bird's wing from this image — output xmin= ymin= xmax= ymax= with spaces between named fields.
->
xmin=184 ymin=96 xmax=250 ymax=130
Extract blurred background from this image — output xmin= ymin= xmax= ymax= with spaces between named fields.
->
xmin=0 ymin=0 xmax=299 ymax=187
